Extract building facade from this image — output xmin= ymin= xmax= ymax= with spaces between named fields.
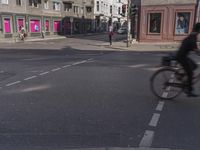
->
xmin=132 ymin=0 xmax=197 ymax=42
xmin=94 ymin=0 xmax=127 ymax=32
xmin=0 ymin=0 xmax=94 ymax=40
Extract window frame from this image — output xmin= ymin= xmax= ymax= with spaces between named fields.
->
xmin=53 ymin=2 xmax=61 ymax=11
xmin=16 ymin=0 xmax=21 ymax=6
xmin=0 ymin=0 xmax=8 ymax=4
xmin=147 ymin=12 xmax=163 ymax=35
xmin=174 ymin=11 xmax=191 ymax=36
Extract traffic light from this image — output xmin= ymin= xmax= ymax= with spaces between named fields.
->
xmin=130 ymin=5 xmax=138 ymax=16
xmin=121 ymin=4 xmax=126 ymax=17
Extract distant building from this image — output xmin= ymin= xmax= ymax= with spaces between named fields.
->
xmin=131 ymin=0 xmax=197 ymax=42
xmin=0 ymin=0 xmax=94 ymax=40
xmin=94 ymin=0 xmax=127 ymax=32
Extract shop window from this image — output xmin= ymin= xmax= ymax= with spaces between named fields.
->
xmin=4 ymin=18 xmax=11 ymax=33
xmin=45 ymin=20 xmax=50 ymax=32
xmin=148 ymin=13 xmax=161 ymax=34
xmin=54 ymin=21 xmax=60 ymax=32
xmin=30 ymin=19 xmax=40 ymax=32
xmin=175 ymin=12 xmax=190 ymax=35
xmin=17 ymin=18 xmax=24 ymax=31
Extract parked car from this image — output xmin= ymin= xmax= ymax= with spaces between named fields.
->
xmin=117 ymin=27 xmax=127 ymax=34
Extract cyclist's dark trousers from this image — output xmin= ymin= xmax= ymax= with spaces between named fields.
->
xmin=177 ymin=57 xmax=197 ymax=92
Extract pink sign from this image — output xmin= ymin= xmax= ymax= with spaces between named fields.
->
xmin=30 ymin=20 xmax=40 ymax=32
xmin=54 ymin=21 xmax=60 ymax=32
xmin=4 ymin=18 xmax=11 ymax=33
xmin=17 ymin=19 xmax=24 ymax=31
xmin=45 ymin=20 xmax=49 ymax=32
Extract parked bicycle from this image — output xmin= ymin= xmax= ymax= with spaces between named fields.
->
xmin=150 ymin=54 xmax=200 ymax=100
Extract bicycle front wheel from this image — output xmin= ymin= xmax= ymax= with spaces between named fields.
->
xmin=150 ymin=67 xmax=183 ymax=100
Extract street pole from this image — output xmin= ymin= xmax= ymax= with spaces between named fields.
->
xmin=196 ymin=0 xmax=200 ymax=23
xmin=127 ymin=0 xmax=131 ymax=47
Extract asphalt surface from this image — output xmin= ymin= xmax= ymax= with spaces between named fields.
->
xmin=0 ymin=36 xmax=200 ymax=150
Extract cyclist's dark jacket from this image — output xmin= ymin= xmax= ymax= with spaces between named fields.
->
xmin=176 ymin=32 xmax=198 ymax=92
xmin=176 ymin=33 xmax=198 ymax=58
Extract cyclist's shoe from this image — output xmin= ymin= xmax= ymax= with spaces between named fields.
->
xmin=187 ymin=91 xmax=199 ymax=97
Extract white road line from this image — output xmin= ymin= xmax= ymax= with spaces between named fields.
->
xmin=39 ymin=71 xmax=49 ymax=76
xmin=87 ymin=58 xmax=94 ymax=61
xmin=72 ymin=60 xmax=87 ymax=65
xmin=51 ymin=68 xmax=61 ymax=72
xmin=62 ymin=65 xmax=71 ymax=68
xmin=6 ymin=81 xmax=21 ymax=87
xmin=143 ymin=67 xmax=159 ymax=72
xmin=162 ymin=74 xmax=175 ymax=98
xmin=139 ymin=130 xmax=154 ymax=147
xmin=24 ymin=76 xmax=37 ymax=81
xmin=149 ymin=113 xmax=160 ymax=127
xmin=129 ymin=64 xmax=147 ymax=68
xmin=23 ymin=58 xmax=46 ymax=61
xmin=162 ymin=92 xmax=168 ymax=98
xmin=156 ymin=101 xmax=165 ymax=111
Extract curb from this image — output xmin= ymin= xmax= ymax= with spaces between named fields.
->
xmin=52 ymin=147 xmax=182 ymax=150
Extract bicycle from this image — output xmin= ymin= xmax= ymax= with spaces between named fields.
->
xmin=150 ymin=55 xmax=200 ymax=100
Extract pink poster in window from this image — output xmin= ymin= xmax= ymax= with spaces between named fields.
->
xmin=45 ymin=20 xmax=49 ymax=32
xmin=54 ymin=21 xmax=60 ymax=32
xmin=4 ymin=18 xmax=11 ymax=33
xmin=18 ymin=19 xmax=24 ymax=31
xmin=30 ymin=20 xmax=40 ymax=32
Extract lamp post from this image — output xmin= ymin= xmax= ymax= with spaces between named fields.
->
xmin=82 ymin=0 xmax=86 ymax=34
xmin=127 ymin=0 xmax=131 ymax=47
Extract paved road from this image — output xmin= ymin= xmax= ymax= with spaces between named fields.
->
xmin=0 ymin=37 xmax=200 ymax=150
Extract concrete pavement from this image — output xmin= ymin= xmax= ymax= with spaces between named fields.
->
xmin=0 ymin=33 xmax=180 ymax=52
xmin=101 ymin=41 xmax=180 ymax=52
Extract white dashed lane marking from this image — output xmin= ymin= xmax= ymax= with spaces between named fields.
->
xmin=62 ymin=65 xmax=71 ymax=68
xmin=6 ymin=81 xmax=21 ymax=87
xmin=72 ymin=60 xmax=87 ymax=66
xmin=129 ymin=64 xmax=147 ymax=68
xmin=149 ymin=113 xmax=160 ymax=127
xmin=51 ymin=68 xmax=61 ymax=72
xmin=1 ymin=59 xmax=93 ymax=89
xmin=39 ymin=71 xmax=50 ymax=76
xmin=139 ymin=130 xmax=154 ymax=147
xmin=24 ymin=76 xmax=37 ymax=81
xmin=156 ymin=101 xmax=165 ymax=111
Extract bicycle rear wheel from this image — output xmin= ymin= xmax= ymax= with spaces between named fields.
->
xmin=150 ymin=67 xmax=183 ymax=100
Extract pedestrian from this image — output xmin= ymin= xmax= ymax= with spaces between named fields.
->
xmin=19 ymin=26 xmax=26 ymax=41
xmin=176 ymin=22 xmax=200 ymax=97
xmin=41 ymin=26 xmax=45 ymax=38
xmin=108 ymin=25 xmax=113 ymax=46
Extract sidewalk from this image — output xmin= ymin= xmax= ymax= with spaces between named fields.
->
xmin=102 ymin=41 xmax=180 ymax=52
xmin=0 ymin=32 xmax=107 ymax=44
xmin=0 ymin=34 xmax=181 ymax=52
xmin=61 ymin=148 xmax=179 ymax=150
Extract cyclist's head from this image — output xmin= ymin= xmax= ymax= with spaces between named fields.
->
xmin=193 ymin=23 xmax=200 ymax=33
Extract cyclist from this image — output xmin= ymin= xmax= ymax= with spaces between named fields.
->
xmin=176 ymin=23 xmax=200 ymax=97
